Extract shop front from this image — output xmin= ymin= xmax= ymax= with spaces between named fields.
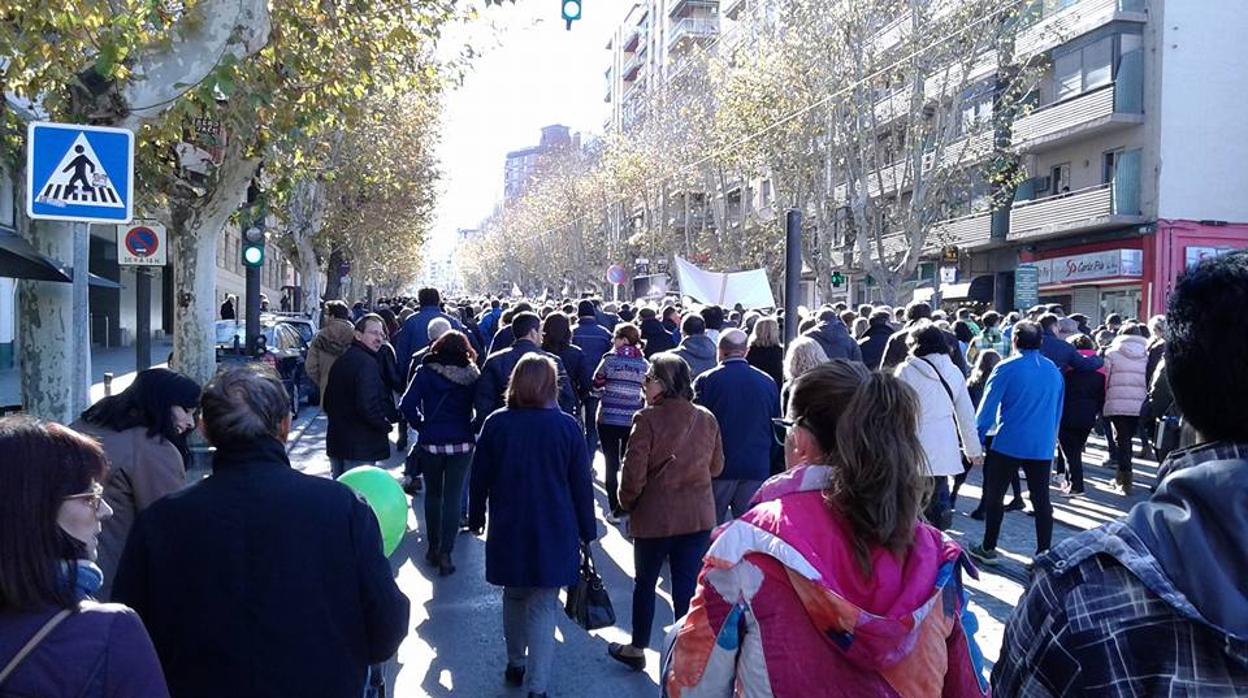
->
xmin=1032 ymin=246 xmax=1145 ymax=325
xmin=1149 ymin=219 xmax=1248 ymax=316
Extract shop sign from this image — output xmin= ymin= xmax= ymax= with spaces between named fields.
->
xmin=1014 ymin=264 xmax=1039 ymax=310
xmin=1185 ymin=246 xmax=1238 ymax=269
xmin=1037 ymin=249 xmax=1143 ymax=285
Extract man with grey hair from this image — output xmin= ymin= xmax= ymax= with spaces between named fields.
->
xmin=692 ymin=328 xmax=781 ymax=522
xmin=113 ymin=365 xmax=409 ymax=698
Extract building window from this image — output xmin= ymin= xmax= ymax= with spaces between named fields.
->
xmin=1055 ymin=35 xmax=1114 ymax=101
xmin=1050 ymin=163 xmax=1071 ymax=195
xmin=1103 ymin=149 xmax=1123 ymax=184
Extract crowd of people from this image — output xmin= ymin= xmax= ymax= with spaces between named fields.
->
xmin=2 ymin=251 xmax=1246 ymax=697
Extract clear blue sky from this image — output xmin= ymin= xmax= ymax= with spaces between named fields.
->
xmin=430 ymin=1 xmax=624 ymax=254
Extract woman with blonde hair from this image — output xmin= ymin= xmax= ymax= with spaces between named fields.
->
xmin=781 ymin=335 xmax=829 ymax=410
xmin=745 ymin=316 xmax=784 ymax=387
xmin=664 ymin=361 xmax=988 ymax=696
xmin=469 ymin=354 xmax=597 ymax=698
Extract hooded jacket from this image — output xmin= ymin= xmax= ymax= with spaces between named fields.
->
xmin=664 ymin=465 xmax=988 ymax=697
xmin=1103 ymin=334 xmax=1150 ymax=417
xmin=992 ymin=441 xmax=1248 ymax=695
xmin=895 ymin=354 xmax=983 ymax=477
xmin=666 ymin=334 xmax=718 ymax=379
xmin=400 ymin=359 xmax=480 ymax=446
xmin=804 ymin=320 xmax=864 ymax=363
xmin=305 ymin=318 xmax=355 ymax=393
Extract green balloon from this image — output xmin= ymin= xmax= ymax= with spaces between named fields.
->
xmin=338 ymin=465 xmax=407 ymax=556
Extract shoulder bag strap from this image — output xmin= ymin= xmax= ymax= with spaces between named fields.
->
xmin=0 ymin=608 xmax=73 ymax=686
xmin=919 ymin=357 xmax=965 ymax=449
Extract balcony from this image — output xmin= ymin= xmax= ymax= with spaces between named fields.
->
xmin=1013 ymin=80 xmax=1142 ymax=151
xmin=1016 ymin=0 xmax=1147 ymax=60
xmin=668 ymin=17 xmax=718 ymax=49
xmin=1008 ymin=181 xmax=1144 ymax=242
xmin=928 ymin=210 xmax=995 ymax=251
xmin=722 ymin=0 xmax=745 ymax=20
xmin=623 ymin=26 xmax=642 ymax=53
xmin=669 ymin=0 xmax=719 ymax=18
xmin=621 ymin=53 xmax=642 ymax=82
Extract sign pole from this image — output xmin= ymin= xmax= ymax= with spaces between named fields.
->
xmin=72 ymin=221 xmax=91 ymax=415
xmin=135 ymin=267 xmax=151 ymax=370
xmin=784 ymin=209 xmax=802 ymax=346
xmin=246 ymin=264 xmax=261 ymax=357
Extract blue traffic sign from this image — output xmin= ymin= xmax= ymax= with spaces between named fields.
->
xmin=26 ymin=121 xmax=134 ymax=224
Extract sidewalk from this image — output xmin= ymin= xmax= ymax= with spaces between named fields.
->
xmin=0 ymin=339 xmax=175 ymax=409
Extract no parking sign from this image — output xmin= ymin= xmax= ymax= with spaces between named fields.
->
xmin=116 ymin=221 xmax=167 ymax=266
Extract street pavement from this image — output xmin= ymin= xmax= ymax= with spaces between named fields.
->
xmin=278 ymin=409 xmax=1154 ymax=697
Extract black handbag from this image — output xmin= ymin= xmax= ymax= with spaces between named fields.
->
xmin=564 ymin=543 xmax=615 ymax=630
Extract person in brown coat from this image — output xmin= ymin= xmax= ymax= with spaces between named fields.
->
xmin=70 ymin=368 xmax=201 ymax=600
xmin=305 ymin=300 xmax=356 ymax=397
xmin=608 ymin=354 xmax=724 ymax=672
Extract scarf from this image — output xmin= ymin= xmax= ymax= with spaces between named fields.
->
xmin=614 ymin=344 xmax=644 ymax=359
xmin=59 ymin=560 xmax=104 ymax=602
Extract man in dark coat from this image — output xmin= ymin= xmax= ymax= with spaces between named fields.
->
xmin=490 ymin=301 xmax=533 ymax=354
xmin=474 ymin=312 xmax=576 ymax=432
xmin=593 ymin=299 xmax=620 ymax=332
xmin=857 ymin=309 xmax=895 ymax=369
xmin=323 ymin=314 xmax=400 ymax=477
xmin=113 ymin=365 xmax=409 ymax=698
xmin=664 ymin=314 xmax=719 ymax=379
xmin=803 ymin=309 xmax=863 ymax=362
xmin=396 ymin=287 xmax=463 ymax=377
xmin=693 ymin=329 xmax=780 ymax=523
xmin=880 ymin=301 xmax=970 ymax=374
xmin=1038 ymin=313 xmax=1103 ymax=373
xmin=572 ymin=300 xmax=612 ymax=454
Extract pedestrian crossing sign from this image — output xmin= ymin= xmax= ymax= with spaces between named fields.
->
xmin=26 ymin=121 xmax=134 ymax=224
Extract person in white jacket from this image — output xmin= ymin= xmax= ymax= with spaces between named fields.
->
xmin=896 ymin=322 xmax=984 ymax=529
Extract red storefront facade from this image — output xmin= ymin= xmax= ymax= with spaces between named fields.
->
xmin=1020 ymin=220 xmax=1248 ymax=323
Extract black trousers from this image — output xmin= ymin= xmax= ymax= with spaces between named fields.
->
xmin=1109 ymin=416 xmax=1140 ymax=474
xmin=981 ymin=450 xmax=1053 ymax=554
xmin=598 ymin=423 xmax=631 ymax=513
xmin=1057 ymin=426 xmax=1091 ymax=492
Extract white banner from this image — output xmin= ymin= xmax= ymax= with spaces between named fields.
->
xmin=673 ymin=256 xmax=777 ymax=309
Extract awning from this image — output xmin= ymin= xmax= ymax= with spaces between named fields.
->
xmin=911 ymin=276 xmax=994 ymax=303
xmin=65 ymin=267 xmax=123 ymax=290
xmin=0 ymin=229 xmax=72 ymax=282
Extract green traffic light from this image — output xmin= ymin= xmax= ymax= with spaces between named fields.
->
xmin=243 ymin=245 xmax=265 ymax=267
xmin=562 ymin=0 xmax=581 ymax=29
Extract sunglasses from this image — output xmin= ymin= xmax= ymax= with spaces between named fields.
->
xmin=771 ymin=417 xmax=804 ymax=447
xmin=63 ymin=483 xmax=105 ymax=512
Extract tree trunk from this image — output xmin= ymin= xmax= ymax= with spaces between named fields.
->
xmin=324 ymin=246 xmax=346 ymax=300
xmin=169 ymin=157 xmax=260 ymax=389
xmin=293 ymin=235 xmax=322 ymax=325
xmin=16 ymin=215 xmax=80 ymax=422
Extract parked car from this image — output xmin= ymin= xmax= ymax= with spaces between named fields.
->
xmin=214 ymin=319 xmax=316 ymax=416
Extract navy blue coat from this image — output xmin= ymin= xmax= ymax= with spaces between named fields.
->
xmin=857 ymin=323 xmax=894 ymax=370
xmin=551 ymin=343 xmax=593 ymax=403
xmin=400 ymin=360 xmax=479 ymax=446
xmin=640 ymin=317 xmax=677 ymax=358
xmin=573 ymin=318 xmax=613 ymax=363
xmin=1062 ymin=367 xmax=1107 ymax=432
xmin=469 ymin=408 xmax=597 ymax=588
xmin=491 ymin=324 xmax=516 ymax=353
xmin=693 ymin=359 xmax=780 ymax=481
xmin=113 ymin=438 xmax=409 ymax=698
xmin=473 ymin=340 xmax=577 ymax=432
xmin=397 ymin=305 xmax=463 ymax=377
xmin=1041 ymin=333 xmax=1104 ymax=373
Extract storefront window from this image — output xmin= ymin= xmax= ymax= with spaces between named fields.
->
xmin=1100 ymin=288 xmax=1142 ymax=322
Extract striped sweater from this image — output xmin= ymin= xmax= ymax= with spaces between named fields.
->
xmin=592 ymin=346 xmax=648 ymax=427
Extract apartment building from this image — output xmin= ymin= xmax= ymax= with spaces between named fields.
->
xmin=605 ymin=1 xmax=722 ymax=133
xmin=504 ymin=124 xmax=576 ymax=203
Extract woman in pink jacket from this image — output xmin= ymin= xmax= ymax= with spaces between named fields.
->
xmin=1101 ymin=323 xmax=1150 ymax=495
xmin=663 ymin=360 xmax=988 ymax=698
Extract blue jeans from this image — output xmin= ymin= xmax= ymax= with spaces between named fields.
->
xmin=631 ymin=531 xmax=710 ymax=649
xmin=503 ymin=587 xmax=560 ymax=694
xmin=417 ymin=450 xmax=472 ymax=555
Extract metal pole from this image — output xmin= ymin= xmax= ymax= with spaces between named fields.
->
xmin=136 ymin=267 xmax=152 ymax=370
xmin=72 ymin=222 xmax=91 ymax=414
xmin=245 ymin=264 xmax=261 ymax=357
xmin=784 ymin=208 xmax=802 ymax=346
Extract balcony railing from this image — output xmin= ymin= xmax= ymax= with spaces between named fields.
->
xmin=622 ymin=54 xmax=642 ymax=81
xmin=669 ymin=0 xmax=719 ymax=18
xmin=722 ymin=0 xmax=746 ymax=20
xmin=1013 ymin=77 xmax=1143 ymax=150
xmin=668 ymin=17 xmax=718 ymax=49
xmin=1008 ymin=181 xmax=1142 ymax=241
xmin=1016 ymin=0 xmax=1146 ymax=60
xmin=928 ymin=210 xmax=995 ymax=250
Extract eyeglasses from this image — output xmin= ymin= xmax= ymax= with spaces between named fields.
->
xmin=63 ymin=483 xmax=105 ymax=512
xmin=643 ymin=374 xmax=656 ymax=384
xmin=771 ymin=417 xmax=803 ymax=447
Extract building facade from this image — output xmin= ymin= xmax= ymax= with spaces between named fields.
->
xmin=504 ymin=124 xmax=576 ymax=203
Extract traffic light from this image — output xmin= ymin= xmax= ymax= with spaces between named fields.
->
xmin=242 ymin=226 xmax=265 ymax=268
xmin=831 ymin=271 xmax=845 ymax=288
xmin=561 ymin=0 xmax=581 ymax=30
